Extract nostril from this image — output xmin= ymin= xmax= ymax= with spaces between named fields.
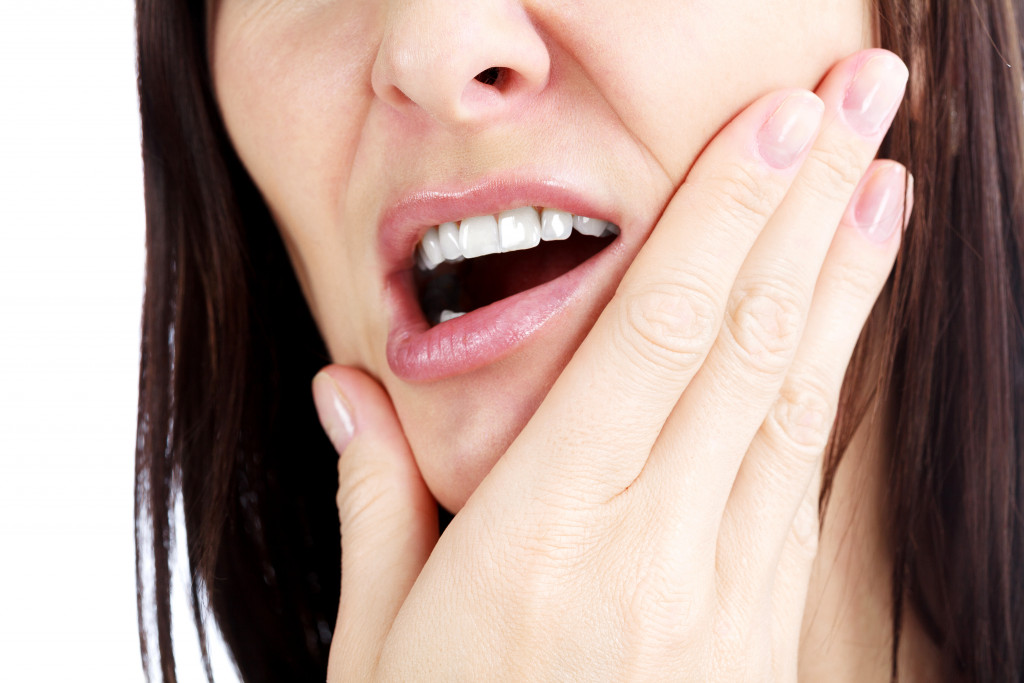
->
xmin=474 ymin=66 xmax=503 ymax=87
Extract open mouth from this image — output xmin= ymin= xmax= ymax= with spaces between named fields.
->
xmin=413 ymin=206 xmax=619 ymax=326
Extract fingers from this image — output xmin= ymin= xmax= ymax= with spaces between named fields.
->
xmin=638 ymin=51 xmax=909 ymax=525
xmin=769 ymin=460 xmax=822 ymax=683
xmin=718 ymin=161 xmax=911 ymax=600
xmin=512 ymin=87 xmax=825 ymax=501
xmin=313 ymin=366 xmax=438 ymax=680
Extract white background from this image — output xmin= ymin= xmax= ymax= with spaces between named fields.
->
xmin=1 ymin=3 xmax=237 ymax=681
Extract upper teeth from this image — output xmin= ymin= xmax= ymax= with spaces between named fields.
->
xmin=415 ymin=206 xmax=619 ymax=271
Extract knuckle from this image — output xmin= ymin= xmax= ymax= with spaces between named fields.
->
xmin=336 ymin=449 xmax=390 ymax=528
xmin=708 ymin=163 xmax=781 ymax=227
xmin=724 ymin=282 xmax=804 ymax=375
xmin=802 ymin=143 xmax=866 ymax=202
xmin=787 ymin=489 xmax=821 ymax=561
xmin=829 ymin=252 xmax=888 ymax=303
xmin=764 ymin=377 xmax=835 ymax=461
xmin=614 ymin=282 xmax=719 ymax=376
xmin=625 ymin=557 xmax=701 ymax=647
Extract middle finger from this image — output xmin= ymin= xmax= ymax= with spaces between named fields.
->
xmin=636 ymin=50 xmax=908 ymax=527
xmin=507 ymin=87 xmax=823 ymax=502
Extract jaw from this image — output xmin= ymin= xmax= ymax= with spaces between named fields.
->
xmin=382 ymin=233 xmax=631 ymax=512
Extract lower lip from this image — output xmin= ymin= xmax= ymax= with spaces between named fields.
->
xmin=385 ymin=243 xmax=618 ymax=382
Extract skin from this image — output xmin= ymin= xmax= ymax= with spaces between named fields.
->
xmin=211 ymin=0 xmax=946 ymax=679
xmin=211 ymin=0 xmax=870 ymax=511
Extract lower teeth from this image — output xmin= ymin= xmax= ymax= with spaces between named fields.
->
xmin=439 ymin=310 xmax=466 ymax=323
xmin=418 ymin=269 xmax=467 ymax=325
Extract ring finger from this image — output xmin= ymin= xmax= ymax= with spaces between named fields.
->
xmin=718 ymin=160 xmax=911 ymax=605
xmin=636 ymin=51 xmax=909 ymax=532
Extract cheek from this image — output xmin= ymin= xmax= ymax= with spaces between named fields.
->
xmin=208 ymin=0 xmax=872 ymax=512
xmin=557 ymin=0 xmax=871 ymax=182
xmin=211 ymin=4 xmax=380 ymax=362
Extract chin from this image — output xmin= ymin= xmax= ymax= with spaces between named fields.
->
xmin=386 ymin=260 xmax=621 ymax=512
xmin=369 ymin=171 xmax=651 ymax=512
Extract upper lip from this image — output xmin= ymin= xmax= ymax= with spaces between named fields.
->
xmin=377 ymin=173 xmax=624 ymax=274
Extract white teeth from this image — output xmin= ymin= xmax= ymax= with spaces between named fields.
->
xmin=572 ymin=215 xmax=608 ymax=237
xmin=418 ymin=227 xmax=445 ymax=270
xmin=541 ymin=208 xmax=573 ymax=241
xmin=498 ymin=207 xmax=541 ymax=252
xmin=459 ymin=215 xmax=501 ymax=258
xmin=438 ymin=221 xmax=461 ymax=260
xmin=415 ymin=206 xmax=619 ymax=270
xmin=439 ymin=310 xmax=466 ymax=323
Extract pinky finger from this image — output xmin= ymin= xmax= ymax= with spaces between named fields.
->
xmin=717 ymin=161 xmax=911 ymax=611
xmin=770 ymin=460 xmax=822 ymax=683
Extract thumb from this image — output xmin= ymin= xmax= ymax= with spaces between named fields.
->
xmin=312 ymin=365 xmax=438 ymax=679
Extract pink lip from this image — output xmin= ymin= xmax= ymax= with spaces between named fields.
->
xmin=380 ymin=175 xmax=625 ymax=382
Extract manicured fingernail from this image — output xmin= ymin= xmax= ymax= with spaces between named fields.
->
xmin=312 ymin=372 xmax=355 ymax=452
xmin=854 ymin=164 xmax=910 ymax=243
xmin=842 ymin=53 xmax=909 ymax=136
xmin=757 ymin=92 xmax=825 ymax=169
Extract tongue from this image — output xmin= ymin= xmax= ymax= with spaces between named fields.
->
xmin=461 ymin=234 xmax=610 ymax=310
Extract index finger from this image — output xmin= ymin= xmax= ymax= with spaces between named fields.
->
xmin=504 ymin=87 xmax=825 ymax=500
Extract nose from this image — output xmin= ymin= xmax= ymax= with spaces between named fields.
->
xmin=371 ymin=0 xmax=551 ymax=125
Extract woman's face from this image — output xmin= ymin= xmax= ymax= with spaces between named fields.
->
xmin=211 ymin=0 xmax=871 ymax=511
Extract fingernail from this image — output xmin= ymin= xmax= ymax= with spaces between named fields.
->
xmin=312 ymin=372 xmax=355 ymax=452
xmin=757 ymin=92 xmax=825 ymax=169
xmin=842 ymin=53 xmax=909 ymax=136
xmin=854 ymin=164 xmax=910 ymax=243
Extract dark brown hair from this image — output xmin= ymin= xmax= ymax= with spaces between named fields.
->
xmin=134 ymin=0 xmax=1024 ymax=680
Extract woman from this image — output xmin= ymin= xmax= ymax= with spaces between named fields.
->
xmin=135 ymin=0 xmax=1024 ymax=680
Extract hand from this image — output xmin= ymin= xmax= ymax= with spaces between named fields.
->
xmin=314 ymin=48 xmax=911 ymax=681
